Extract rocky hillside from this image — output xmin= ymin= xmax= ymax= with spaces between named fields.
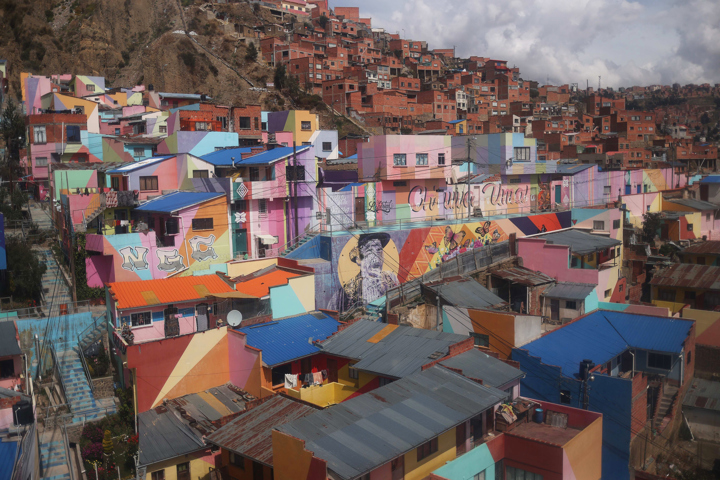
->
xmin=0 ymin=0 xmax=291 ymax=108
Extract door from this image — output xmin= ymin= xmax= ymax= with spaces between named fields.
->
xmin=455 ymin=422 xmax=467 ymax=455
xmin=327 ymin=358 xmax=338 ymax=383
xmin=164 ymin=306 xmax=179 ymax=338
xmin=196 ymin=304 xmax=208 ymax=332
xmin=253 ymin=461 xmax=264 ymax=480
xmin=470 ymin=415 xmax=484 ymax=445
xmin=554 ymin=185 xmax=561 ymax=204
xmin=550 ymin=299 xmax=559 ymax=321
xmin=391 ymin=457 xmax=404 ymax=480
xmin=625 ymin=184 xmax=631 ymax=195
xmin=700 ymin=184 xmax=709 ymax=201
xmin=234 ymin=229 xmax=248 ymax=256
xmin=637 ymin=185 xmax=642 ymax=194
xmin=114 ymin=209 xmax=128 ymax=234
xmin=355 ymin=197 xmax=365 ymax=222
xmin=176 ymin=463 xmax=190 ymax=480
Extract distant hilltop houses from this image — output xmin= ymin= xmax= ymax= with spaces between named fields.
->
xmin=1 ymin=1 xmax=719 ymax=479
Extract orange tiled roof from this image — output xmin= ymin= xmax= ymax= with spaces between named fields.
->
xmin=109 ymin=274 xmax=236 ymax=310
xmin=235 ymin=269 xmax=301 ymax=297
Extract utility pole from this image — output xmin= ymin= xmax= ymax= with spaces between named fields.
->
xmin=466 ymin=137 xmax=472 ymax=220
xmin=292 ymin=141 xmax=299 ymax=243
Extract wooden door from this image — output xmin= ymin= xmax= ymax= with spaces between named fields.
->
xmin=455 ymin=422 xmax=467 ymax=455
xmin=355 ymin=197 xmax=365 ymax=222
xmin=391 ymin=457 xmax=404 ymax=480
xmin=550 ymin=299 xmax=559 ymax=321
xmin=327 ymin=358 xmax=338 ymax=383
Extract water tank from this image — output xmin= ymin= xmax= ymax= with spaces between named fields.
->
xmin=533 ymin=408 xmax=544 ymax=424
xmin=579 ymin=359 xmax=595 ymax=380
xmin=13 ymin=399 xmax=33 ymax=426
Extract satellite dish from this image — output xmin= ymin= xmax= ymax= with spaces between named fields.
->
xmin=227 ymin=310 xmax=243 ymax=327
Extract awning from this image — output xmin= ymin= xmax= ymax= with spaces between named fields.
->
xmin=206 ymin=292 xmax=259 ymax=299
xmin=258 ymin=234 xmax=279 ymax=246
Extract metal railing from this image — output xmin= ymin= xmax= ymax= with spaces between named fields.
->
xmin=76 ymin=313 xmax=107 ymax=398
xmin=0 ymin=299 xmax=98 ymax=321
xmin=77 ymin=347 xmax=95 ymax=397
xmin=49 ymin=344 xmax=70 ymax=413
xmin=265 ymin=222 xmax=322 ymax=257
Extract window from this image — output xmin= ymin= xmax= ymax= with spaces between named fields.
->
xmin=648 ymin=352 xmax=672 ymax=370
xmin=134 ymin=147 xmax=145 ymax=157
xmin=593 ymin=221 xmax=605 ymax=231
xmin=393 ymin=154 xmax=407 ymax=166
xmin=33 ymin=126 xmax=47 ymax=143
xmin=192 ymin=218 xmax=213 ymax=230
xmin=687 ymin=223 xmax=693 ymax=231
xmin=249 ymin=167 xmax=259 ymax=181
xmin=254 ymin=117 xmax=259 ymax=130
xmin=566 ymin=301 xmax=577 ymax=310
xmin=416 ymin=437 xmax=438 ymax=461
xmin=506 ymin=466 xmax=543 ymax=480
xmin=604 ymin=289 xmax=611 ymax=298
xmin=151 ymin=471 xmax=165 ymax=480
xmin=416 ymin=153 xmax=428 ymax=166
xmin=86 ymin=84 xmax=95 ymax=92
xmin=115 ymin=128 xmax=121 ymax=135
xmin=195 ymin=122 xmax=209 ymax=131
xmin=613 ymin=219 xmax=621 ymax=229
xmin=130 ymin=311 xmax=152 ymax=327
xmin=470 ymin=332 xmax=489 ymax=347
xmin=378 ymin=377 xmax=393 ymax=387
xmin=474 ymin=471 xmax=486 ymax=480
xmin=35 ymin=157 xmax=48 ymax=167
xmin=139 ymin=176 xmax=158 ymax=191
xmin=193 ymin=170 xmax=209 ymax=178
xmin=393 ymin=181 xmax=407 ymax=187
xmin=286 ymin=165 xmax=305 ymax=181
xmin=229 ymin=452 xmax=245 ymax=469
xmin=238 ymin=117 xmax=251 ymax=129
xmin=176 ymin=463 xmax=190 ymax=480
xmin=258 ymin=199 xmax=267 ymax=215
xmin=658 ymin=289 xmax=675 ymax=301
xmin=301 ymin=121 xmax=312 ymax=130
xmin=560 ymin=390 xmax=571 ymax=404
xmin=684 ymin=291 xmax=696 ymax=300
xmin=513 ymin=147 xmax=530 ymax=161
xmin=348 ymin=363 xmax=359 ymax=380
xmin=687 ymin=351 xmax=692 ymax=364
xmin=66 ymin=125 xmax=81 ymax=143
xmin=603 ymin=186 xmax=611 ymax=195
xmin=322 ymin=142 xmax=332 ymax=152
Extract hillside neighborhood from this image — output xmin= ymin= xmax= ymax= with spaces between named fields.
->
xmin=1 ymin=1 xmax=720 ymax=480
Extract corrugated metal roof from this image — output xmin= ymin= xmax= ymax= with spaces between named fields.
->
xmin=556 ymin=164 xmax=595 ymax=175
xmin=237 ymin=312 xmax=341 ymax=367
xmin=134 ymin=191 xmax=224 ymax=214
xmin=683 ymin=378 xmax=720 ymax=412
xmin=492 ymin=267 xmax=555 ymax=286
xmin=107 ymin=156 xmax=174 ymax=173
xmin=427 ymin=279 xmax=507 ymax=310
xmin=319 ymin=320 xmax=469 ymax=379
xmin=0 ymin=440 xmax=18 ymax=480
xmin=534 ymin=229 xmax=622 ymax=255
xmin=438 ymin=349 xmax=524 ymax=388
xmin=199 ymin=147 xmax=254 ymax=166
xmin=138 ymin=383 xmax=249 ymax=466
xmin=0 ymin=321 xmax=22 ymax=357
xmin=238 ymin=146 xmax=310 ymax=165
xmin=699 ymin=175 xmax=720 ymax=184
xmin=682 ymin=241 xmax=720 ymax=256
xmin=109 ymin=274 xmax=235 ymax=309
xmin=664 ymin=198 xmax=719 ymax=211
xmin=205 ymin=395 xmax=318 ymax=466
xmin=235 ymin=269 xmax=301 ymax=297
xmin=649 ymin=263 xmax=720 ymax=291
xmin=542 ymin=283 xmax=597 ymax=301
xmin=338 ymin=182 xmax=363 ymax=192
xmin=696 ymin=319 xmax=720 ymax=348
xmin=517 ymin=310 xmax=693 ymax=378
xmin=277 ymin=366 xmax=507 ymax=480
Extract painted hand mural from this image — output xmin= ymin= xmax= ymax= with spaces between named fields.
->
xmin=330 ymin=233 xmax=400 ymax=311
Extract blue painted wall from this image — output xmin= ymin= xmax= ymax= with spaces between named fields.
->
xmin=0 ymin=213 xmax=6 ymax=270
xmin=270 ymin=284 xmax=306 ymax=319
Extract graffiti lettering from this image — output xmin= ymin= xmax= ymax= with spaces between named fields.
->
xmin=367 ymin=200 xmax=393 ymax=214
xmin=156 ymin=249 xmax=186 ymax=272
xmin=119 ymin=246 xmax=149 ymax=271
xmin=408 ymin=186 xmax=471 ymax=212
xmin=189 ymin=235 xmax=218 ymax=262
xmin=481 ymin=183 xmax=529 ymax=206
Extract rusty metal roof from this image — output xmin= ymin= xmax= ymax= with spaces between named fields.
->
xmin=492 ymin=267 xmax=555 ymax=286
xmin=681 ymin=241 xmax=720 ymax=256
xmin=649 ymin=263 xmax=720 ymax=291
xmin=205 ymin=395 xmax=319 ymax=467
xmin=683 ymin=378 xmax=720 ymax=412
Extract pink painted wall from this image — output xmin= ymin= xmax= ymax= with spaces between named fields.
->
xmin=262 ymin=131 xmax=294 ymax=146
xmin=227 ymin=330 xmax=261 ymax=391
xmin=118 ymin=310 xmax=197 ymax=343
xmin=518 ymin=238 xmax=599 ymax=284
xmin=0 ymin=355 xmax=23 ymax=390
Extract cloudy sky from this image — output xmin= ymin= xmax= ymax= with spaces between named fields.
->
xmin=330 ymin=0 xmax=720 ymax=88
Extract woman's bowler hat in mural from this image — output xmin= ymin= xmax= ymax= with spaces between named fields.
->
xmin=349 ymin=232 xmax=392 ymax=264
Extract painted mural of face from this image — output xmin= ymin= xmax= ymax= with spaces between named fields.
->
xmin=359 ymin=239 xmax=385 ymax=278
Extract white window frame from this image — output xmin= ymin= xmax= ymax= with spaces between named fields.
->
xmin=34 ymin=126 xmax=47 ymax=144
xmin=130 ymin=311 xmax=152 ymax=328
xmin=393 ymin=153 xmax=407 ymax=166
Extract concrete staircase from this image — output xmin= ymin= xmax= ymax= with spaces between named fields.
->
xmin=57 ymin=350 xmax=115 ymax=423
xmin=653 ymin=384 xmax=678 ymax=432
xmin=39 ymin=429 xmax=71 ymax=480
xmin=33 ymin=246 xmax=72 ymax=308
xmin=282 ymin=231 xmax=319 ymax=256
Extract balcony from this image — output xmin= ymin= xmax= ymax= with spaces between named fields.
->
xmin=284 ymin=381 xmax=360 ymax=407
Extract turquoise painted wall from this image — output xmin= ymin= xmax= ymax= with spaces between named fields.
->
xmin=432 ymin=443 xmax=495 ymax=480
xmin=585 ymin=289 xmax=600 ymax=313
xmin=270 ymin=284 xmax=306 ymax=319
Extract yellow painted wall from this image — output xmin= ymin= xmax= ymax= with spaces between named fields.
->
xmin=682 ymin=254 xmax=719 ymax=266
xmin=285 ymin=382 xmax=359 ymax=407
xmin=563 ymin=417 xmax=603 ymax=480
xmin=227 ymin=258 xmax=277 ymax=278
xmin=144 ymin=449 xmax=215 ymax=480
xmin=652 ymin=286 xmax=705 ymax=314
xmin=403 ymin=429 xmax=456 ymax=480
xmin=681 ymin=308 xmax=720 ymax=336
xmin=288 ymin=275 xmax=316 ymax=313
xmin=272 ymin=430 xmax=325 ymax=480
xmin=290 ymin=111 xmax=319 ymax=145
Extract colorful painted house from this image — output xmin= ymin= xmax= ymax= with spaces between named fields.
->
xmin=86 ymin=191 xmax=232 ymax=284
xmin=513 ymin=310 xmax=695 ymax=479
xmin=71 ymin=75 xmax=105 ymax=97
xmin=661 ymin=197 xmax=720 ymax=241
xmin=156 ymin=131 xmax=239 ymax=158
xmin=232 ymin=263 xmax=316 ymax=319
xmin=40 ymin=92 xmax=100 ymax=133
xmin=138 ymin=383 xmax=248 ymax=480
xmin=650 ymin=263 xmax=720 ymax=313
xmin=266 ymin=110 xmax=319 ymax=145
xmin=679 ymin=241 xmax=720 ymax=266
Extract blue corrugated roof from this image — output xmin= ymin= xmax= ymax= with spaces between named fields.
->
xmin=135 ymin=191 xmax=224 ymax=213
xmin=699 ymin=175 xmax=720 ymax=184
xmin=107 ymin=156 xmax=175 ymax=173
xmin=447 ymin=119 xmax=465 ymax=124
xmin=237 ymin=312 xmax=340 ymax=366
xmin=338 ymin=182 xmax=363 ymax=192
xmin=238 ymin=146 xmax=311 ymax=165
xmin=518 ymin=310 xmax=693 ymax=378
xmin=0 ymin=440 xmax=18 ymax=480
xmin=200 ymin=147 xmax=254 ymax=166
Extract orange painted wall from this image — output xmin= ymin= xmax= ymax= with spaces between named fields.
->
xmin=563 ymin=416 xmax=603 ymax=480
xmin=272 ymin=431 xmax=327 ymax=480
xmin=467 ymin=309 xmax=515 ymax=359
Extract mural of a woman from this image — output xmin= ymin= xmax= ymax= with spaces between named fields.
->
xmin=329 ymin=233 xmax=400 ymax=312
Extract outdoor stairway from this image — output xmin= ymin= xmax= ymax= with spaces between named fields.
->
xmin=57 ymin=350 xmax=116 ymax=423
xmin=365 ymin=296 xmax=386 ymax=321
xmin=33 ymin=246 xmax=72 ymax=308
xmin=39 ymin=430 xmax=71 ymax=480
xmin=77 ymin=316 xmax=107 ymax=353
xmin=653 ymin=384 xmax=678 ymax=431
xmin=282 ymin=231 xmax=318 ymax=256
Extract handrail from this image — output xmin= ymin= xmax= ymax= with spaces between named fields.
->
xmin=49 ymin=344 xmax=71 ymax=413
xmin=78 ymin=347 xmax=95 ymax=397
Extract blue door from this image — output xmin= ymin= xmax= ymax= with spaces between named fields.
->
xmin=555 ymin=185 xmax=561 ymax=204
xmin=625 ymin=185 xmax=631 ymax=195
xmin=637 ymin=185 xmax=642 ymax=194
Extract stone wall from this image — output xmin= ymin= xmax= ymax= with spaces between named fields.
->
xmin=92 ymin=377 xmax=115 ymax=399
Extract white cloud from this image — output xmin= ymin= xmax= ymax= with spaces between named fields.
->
xmin=330 ymin=0 xmax=720 ymax=87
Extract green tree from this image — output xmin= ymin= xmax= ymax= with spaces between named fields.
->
xmin=0 ymin=99 xmax=26 ymax=208
xmin=245 ymin=42 xmax=258 ymax=62
xmin=318 ymin=15 xmax=329 ymax=29
xmin=700 ymin=112 xmax=710 ymax=125
xmin=73 ymin=233 xmax=104 ymax=301
xmin=102 ymin=430 xmax=113 ymax=455
xmin=1 ymin=237 xmax=46 ymax=302
xmin=642 ymin=212 xmax=663 ymax=243
xmin=273 ymin=64 xmax=287 ymax=90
